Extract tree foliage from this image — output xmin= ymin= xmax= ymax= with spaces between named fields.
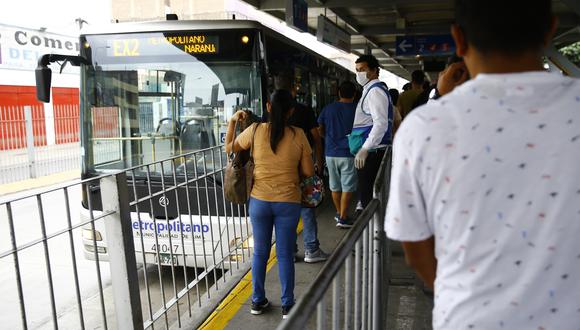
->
xmin=560 ymin=41 xmax=580 ymax=65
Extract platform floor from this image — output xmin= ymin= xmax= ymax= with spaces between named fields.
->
xmin=200 ymin=199 xmax=433 ymax=330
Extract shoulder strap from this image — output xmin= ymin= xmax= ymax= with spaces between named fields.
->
xmin=361 ymin=82 xmax=389 ymax=114
xmin=230 ymin=120 xmax=240 ymax=154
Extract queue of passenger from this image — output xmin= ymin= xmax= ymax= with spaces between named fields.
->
xmin=226 ymin=1 xmax=579 ymax=326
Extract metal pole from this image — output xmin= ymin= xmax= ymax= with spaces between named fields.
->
xmin=24 ymin=106 xmax=36 ymax=178
xmin=100 ymin=173 xmax=144 ymax=330
xmin=317 ymin=296 xmax=327 ymax=330
xmin=354 ymin=239 xmax=362 ymax=329
xmin=332 ymin=277 xmax=340 ymax=330
xmin=344 ymin=255 xmax=353 ymax=329
xmin=361 ymin=227 xmax=368 ymax=329
xmin=372 ymin=212 xmax=383 ymax=330
xmin=6 ymin=203 xmax=28 ymax=330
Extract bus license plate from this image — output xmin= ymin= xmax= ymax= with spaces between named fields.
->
xmin=154 ymin=253 xmax=178 ymax=265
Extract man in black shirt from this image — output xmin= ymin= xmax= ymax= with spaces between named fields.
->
xmin=274 ymin=73 xmax=328 ymax=263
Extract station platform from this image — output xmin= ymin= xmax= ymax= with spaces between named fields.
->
xmin=199 ymin=199 xmax=433 ymax=330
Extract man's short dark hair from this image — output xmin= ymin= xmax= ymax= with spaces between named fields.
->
xmin=455 ymin=0 xmax=552 ymax=54
xmin=338 ymin=81 xmax=356 ymax=99
xmin=355 ymin=55 xmax=380 ymax=74
xmin=411 ymin=70 xmax=425 ymax=85
xmin=273 ymin=71 xmax=294 ymax=91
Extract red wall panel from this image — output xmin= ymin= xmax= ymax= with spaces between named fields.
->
xmin=52 ymin=87 xmax=80 ymax=144
xmin=0 ymin=85 xmax=47 ymax=150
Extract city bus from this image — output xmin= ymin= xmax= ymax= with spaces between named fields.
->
xmin=35 ymin=19 xmax=352 ymax=269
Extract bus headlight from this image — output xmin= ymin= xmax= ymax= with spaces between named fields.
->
xmin=82 ymin=228 xmax=103 ymax=241
xmin=85 ymin=244 xmax=107 ymax=254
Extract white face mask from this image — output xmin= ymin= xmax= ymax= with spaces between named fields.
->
xmin=356 ymin=71 xmax=369 ymax=86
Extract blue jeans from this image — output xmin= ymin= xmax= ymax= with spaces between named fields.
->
xmin=301 ymin=207 xmax=320 ymax=253
xmin=249 ymin=197 xmax=301 ymax=307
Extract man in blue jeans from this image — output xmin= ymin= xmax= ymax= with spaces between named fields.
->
xmin=275 ymin=72 xmax=329 ymax=263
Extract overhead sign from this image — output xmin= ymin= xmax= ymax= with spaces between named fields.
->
xmin=0 ymin=24 xmax=79 ymax=71
xmin=395 ymin=35 xmax=455 ymax=56
xmin=286 ymin=0 xmax=308 ymax=33
xmin=316 ymin=15 xmax=351 ymax=53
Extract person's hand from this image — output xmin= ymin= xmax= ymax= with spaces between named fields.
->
xmin=355 ymin=148 xmax=369 ymax=169
xmin=230 ymin=110 xmax=248 ymax=122
xmin=437 ymin=61 xmax=469 ymax=97
xmin=314 ymin=162 xmax=324 ymax=176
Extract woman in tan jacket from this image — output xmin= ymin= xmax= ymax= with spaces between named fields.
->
xmin=225 ymin=89 xmax=314 ymax=319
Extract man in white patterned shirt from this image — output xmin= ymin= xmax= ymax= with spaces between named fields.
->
xmin=385 ymin=0 xmax=580 ymax=329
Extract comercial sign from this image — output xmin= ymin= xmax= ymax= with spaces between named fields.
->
xmin=0 ymin=24 xmax=79 ymax=71
xmin=395 ymin=35 xmax=455 ymax=57
xmin=316 ymin=15 xmax=351 ymax=53
xmin=286 ymin=0 xmax=308 ymax=33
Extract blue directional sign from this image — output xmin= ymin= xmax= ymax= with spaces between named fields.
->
xmin=395 ymin=35 xmax=455 ymax=56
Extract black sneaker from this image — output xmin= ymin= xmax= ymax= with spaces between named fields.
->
xmin=251 ymin=298 xmax=270 ymax=315
xmin=336 ymin=218 xmax=354 ymax=228
xmin=282 ymin=304 xmax=294 ymax=319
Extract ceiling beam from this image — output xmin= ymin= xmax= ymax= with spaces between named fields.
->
xmin=360 ymin=24 xmax=450 ymax=35
xmin=310 ymin=0 xmax=452 ymax=8
xmin=257 ymin=0 xmax=450 ymax=10
xmin=331 ymin=7 xmax=408 ymax=76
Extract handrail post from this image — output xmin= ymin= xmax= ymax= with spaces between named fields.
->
xmin=372 ymin=209 xmax=383 ymax=330
xmin=101 ymin=172 xmax=144 ymax=330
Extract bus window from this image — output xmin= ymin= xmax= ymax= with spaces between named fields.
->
xmin=81 ymin=30 xmax=263 ymax=176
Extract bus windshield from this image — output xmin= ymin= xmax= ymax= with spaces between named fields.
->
xmin=80 ymin=30 xmax=263 ymax=176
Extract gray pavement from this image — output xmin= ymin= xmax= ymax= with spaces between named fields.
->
xmin=0 ymin=181 xmax=221 ymax=330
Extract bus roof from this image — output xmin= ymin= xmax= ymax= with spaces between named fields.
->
xmin=81 ymin=20 xmax=266 ymax=36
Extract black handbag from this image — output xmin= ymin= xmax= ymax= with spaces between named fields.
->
xmin=224 ymin=122 xmax=258 ymax=204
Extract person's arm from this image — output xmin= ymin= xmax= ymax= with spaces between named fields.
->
xmin=437 ymin=61 xmax=469 ymax=97
xmin=393 ymin=106 xmax=402 ymax=134
xmin=317 ymin=108 xmax=326 ymax=138
xmin=310 ymin=127 xmax=324 ymax=175
xmin=225 ymin=110 xmax=248 ymax=154
xmin=318 ymin=124 xmax=325 ymax=138
xmin=299 ymin=131 xmax=315 ymax=178
xmin=306 ymin=107 xmax=323 ymax=175
xmin=384 ymin=114 xmax=436 ymax=288
xmin=402 ymin=237 xmax=437 ymax=289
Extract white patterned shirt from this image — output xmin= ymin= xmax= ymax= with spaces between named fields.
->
xmin=385 ymin=71 xmax=580 ymax=330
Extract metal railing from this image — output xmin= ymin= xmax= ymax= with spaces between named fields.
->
xmin=278 ymin=147 xmax=392 ymax=330
xmin=0 ymin=144 xmax=253 ymax=330
xmin=0 ymin=105 xmax=80 ymax=185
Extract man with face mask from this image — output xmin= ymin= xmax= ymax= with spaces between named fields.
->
xmin=349 ymin=54 xmax=394 ymax=215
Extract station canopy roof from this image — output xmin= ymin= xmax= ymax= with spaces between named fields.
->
xmin=239 ymin=0 xmax=580 ymax=80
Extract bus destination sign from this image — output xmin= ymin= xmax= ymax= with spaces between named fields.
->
xmin=108 ymin=34 xmax=219 ymax=57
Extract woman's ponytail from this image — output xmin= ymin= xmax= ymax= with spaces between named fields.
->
xmin=268 ymin=89 xmax=294 ymax=153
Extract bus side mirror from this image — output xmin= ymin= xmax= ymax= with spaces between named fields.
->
xmin=35 ymin=54 xmax=89 ymax=103
xmin=36 ymin=65 xmax=52 ymax=103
